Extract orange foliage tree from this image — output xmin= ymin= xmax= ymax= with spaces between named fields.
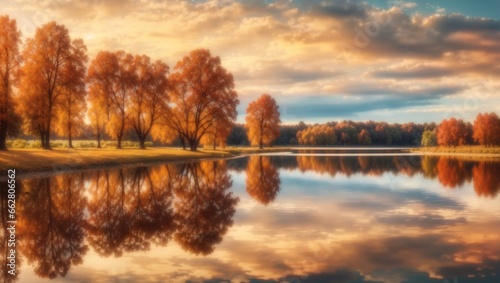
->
xmin=245 ymin=94 xmax=281 ymax=148
xmin=18 ymin=22 xmax=87 ymax=149
xmin=87 ymin=97 xmax=107 ymax=148
xmin=160 ymin=49 xmax=238 ymax=151
xmin=128 ymin=55 xmax=169 ymax=149
xmin=87 ymin=51 xmax=134 ymax=149
xmin=55 ymin=39 xmax=88 ymax=148
xmin=201 ymin=119 xmax=232 ymax=149
xmin=297 ymin=124 xmax=336 ymax=145
xmin=0 ymin=15 xmax=22 ymax=150
xmin=358 ymin=129 xmax=372 ymax=145
xmin=437 ymin=118 xmax=468 ymax=147
xmin=473 ymin=112 xmax=500 ymax=147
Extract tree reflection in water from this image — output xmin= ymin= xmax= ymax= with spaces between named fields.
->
xmin=86 ymin=167 xmax=176 ymax=257
xmin=245 ymin=155 xmax=281 ymax=205
xmin=293 ymin=155 xmax=499 ymax=197
xmin=173 ymin=161 xmax=239 ymax=255
xmin=17 ymin=174 xmax=87 ymax=279
xmin=15 ymin=160 xmax=238 ymax=279
xmin=1 ymin=180 xmax=21 ymax=283
xmin=10 ymin=154 xmax=500 ymax=281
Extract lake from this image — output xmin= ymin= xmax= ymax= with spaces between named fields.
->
xmin=2 ymin=149 xmax=500 ymax=283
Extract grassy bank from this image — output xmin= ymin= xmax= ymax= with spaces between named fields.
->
xmin=411 ymin=146 xmax=500 ymax=155
xmin=0 ymin=146 xmax=291 ymax=177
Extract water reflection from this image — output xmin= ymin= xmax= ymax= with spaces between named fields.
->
xmin=9 ymin=154 xmax=500 ymax=282
xmin=1 ymin=181 xmax=21 ymax=283
xmin=18 ymin=175 xmax=87 ymax=279
xmin=246 ymin=156 xmax=281 ymax=205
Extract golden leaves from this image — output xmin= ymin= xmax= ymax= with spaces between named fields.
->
xmin=245 ymin=93 xmax=281 ymax=148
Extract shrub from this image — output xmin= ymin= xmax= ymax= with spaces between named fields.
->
xmin=122 ymin=141 xmax=140 ymax=148
xmin=5 ymin=140 xmax=13 ymax=148
xmin=28 ymin=140 xmax=42 ymax=148
xmin=50 ymin=141 xmax=65 ymax=148
xmin=11 ymin=139 xmax=27 ymax=148
xmin=78 ymin=142 xmax=96 ymax=148
xmin=103 ymin=141 xmax=118 ymax=148
xmin=144 ymin=141 xmax=154 ymax=147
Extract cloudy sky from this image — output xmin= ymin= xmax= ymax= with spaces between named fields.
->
xmin=3 ymin=0 xmax=500 ymax=124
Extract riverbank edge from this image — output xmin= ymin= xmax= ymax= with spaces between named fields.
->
xmin=0 ymin=147 xmax=292 ymax=180
xmin=410 ymin=147 xmax=500 ymax=160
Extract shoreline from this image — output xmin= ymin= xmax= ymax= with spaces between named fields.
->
xmin=410 ymin=146 xmax=500 ymax=157
xmin=2 ymin=146 xmax=500 ymax=179
xmin=0 ymin=147 xmax=291 ymax=180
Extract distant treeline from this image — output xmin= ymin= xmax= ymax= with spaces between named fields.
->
xmin=228 ymin=112 xmax=500 ymax=148
xmin=229 ymin=120 xmax=436 ymax=146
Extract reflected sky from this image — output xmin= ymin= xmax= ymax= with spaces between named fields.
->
xmin=2 ymin=152 xmax=500 ymax=283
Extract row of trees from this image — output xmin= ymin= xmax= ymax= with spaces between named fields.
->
xmin=421 ymin=112 xmax=500 ymax=147
xmin=0 ymin=16 xmax=242 ymax=150
xmin=1 ymin=15 xmax=497 ymax=150
xmin=298 ymin=121 xmax=434 ymax=146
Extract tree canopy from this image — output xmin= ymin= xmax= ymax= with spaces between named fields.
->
xmin=245 ymin=94 xmax=281 ymax=148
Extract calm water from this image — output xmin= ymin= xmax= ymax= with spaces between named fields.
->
xmin=2 ymin=150 xmax=500 ymax=283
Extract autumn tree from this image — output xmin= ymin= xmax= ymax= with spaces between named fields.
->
xmin=421 ymin=130 xmax=437 ymax=147
xmin=128 ymin=55 xmax=169 ymax=149
xmin=0 ymin=15 xmax=22 ymax=150
xmin=158 ymin=49 xmax=238 ymax=151
xmin=437 ymin=118 xmax=468 ymax=147
xmin=201 ymin=119 xmax=232 ymax=149
xmin=55 ymin=39 xmax=88 ymax=148
xmin=245 ymin=94 xmax=281 ymax=148
xmin=357 ymin=129 xmax=372 ymax=145
xmin=297 ymin=124 xmax=336 ymax=145
xmin=335 ymin=122 xmax=359 ymax=145
xmin=88 ymin=100 xmax=106 ymax=148
xmin=87 ymin=51 xmax=134 ymax=149
xmin=18 ymin=22 xmax=86 ymax=149
xmin=473 ymin=113 xmax=500 ymax=147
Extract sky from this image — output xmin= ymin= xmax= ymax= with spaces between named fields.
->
xmin=3 ymin=0 xmax=500 ymax=124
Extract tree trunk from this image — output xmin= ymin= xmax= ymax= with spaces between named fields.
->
xmin=44 ymin=116 xmax=52 ymax=150
xmin=96 ymin=128 xmax=101 ymax=148
xmin=179 ymin=136 xmax=186 ymax=150
xmin=43 ymin=130 xmax=51 ymax=150
xmin=139 ymin=136 xmax=146 ymax=149
xmin=0 ymin=122 xmax=6 ymax=150
xmin=117 ymin=136 xmax=122 ymax=149
xmin=68 ymin=131 xmax=73 ymax=148
xmin=189 ymin=138 xmax=197 ymax=151
xmin=0 ymin=135 xmax=6 ymax=150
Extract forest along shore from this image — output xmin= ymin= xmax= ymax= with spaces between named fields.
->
xmin=0 ymin=147 xmax=290 ymax=178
